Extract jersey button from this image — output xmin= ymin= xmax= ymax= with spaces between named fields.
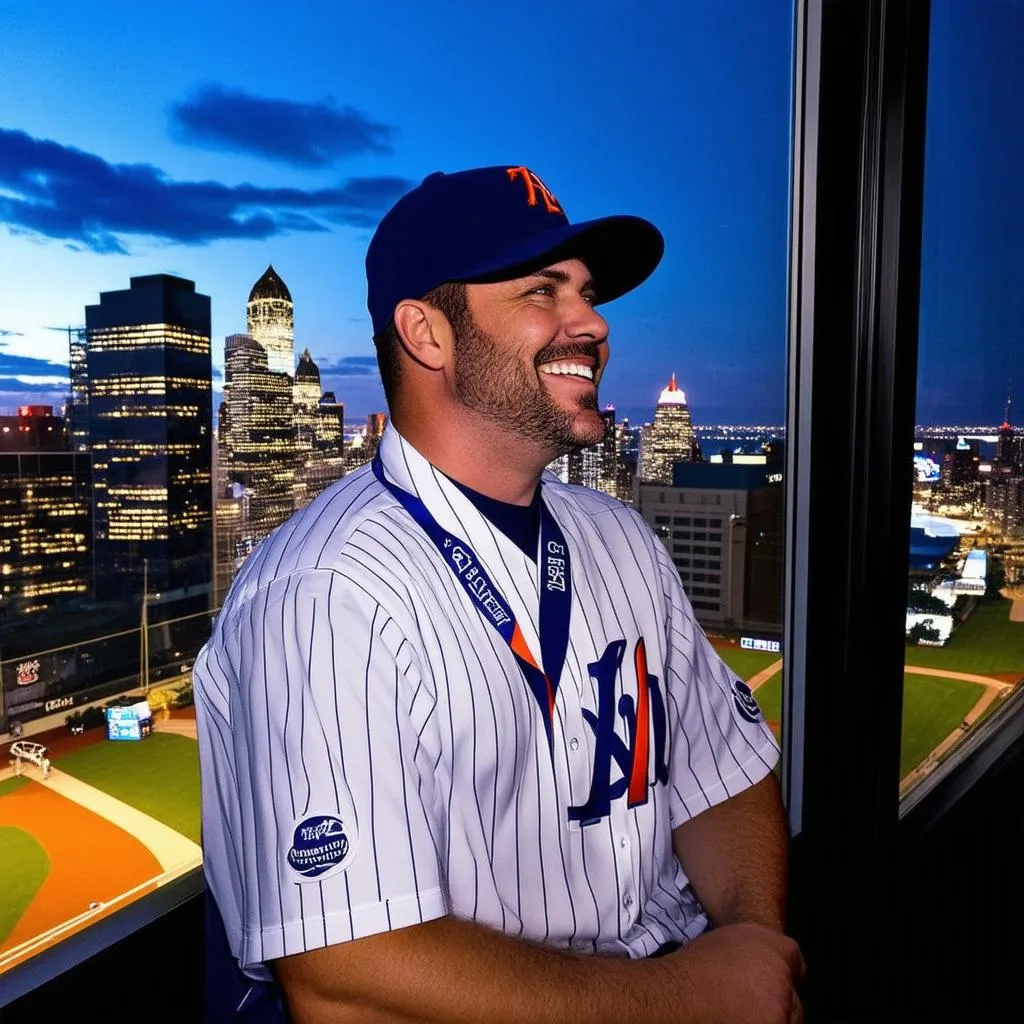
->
xmin=623 ymin=894 xmax=634 ymax=909
xmin=569 ymin=737 xmax=580 ymax=751
xmin=620 ymin=835 xmax=628 ymax=849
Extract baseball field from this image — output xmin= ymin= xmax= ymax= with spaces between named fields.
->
xmin=1 ymin=597 xmax=1019 ymax=980
xmin=714 ymin=594 xmax=1023 ymax=779
xmin=0 ymin=712 xmax=201 ymax=974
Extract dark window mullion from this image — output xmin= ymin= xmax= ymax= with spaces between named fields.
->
xmin=783 ymin=1 xmax=930 ymax=1019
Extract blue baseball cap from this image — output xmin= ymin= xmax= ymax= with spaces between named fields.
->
xmin=365 ymin=165 xmax=664 ymax=337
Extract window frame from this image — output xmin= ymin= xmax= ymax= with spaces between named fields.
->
xmin=782 ymin=0 xmax=932 ymax=1017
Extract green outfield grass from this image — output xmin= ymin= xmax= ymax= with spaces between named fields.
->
xmin=714 ymin=646 xmax=782 ymax=682
xmin=900 ymin=674 xmax=986 ymax=777
xmin=752 ymin=673 xmax=783 ymax=731
xmin=905 ymin=598 xmax=1024 ymax=676
xmin=735 ymin=663 xmax=985 ymax=779
xmin=0 ymin=776 xmax=30 ymax=798
xmin=55 ymin=733 xmax=200 ymax=844
xmin=0 ymin=826 xmax=50 ymax=945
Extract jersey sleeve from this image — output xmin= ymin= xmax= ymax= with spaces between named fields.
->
xmin=195 ymin=567 xmax=447 ymax=977
xmin=652 ymin=541 xmax=781 ymax=828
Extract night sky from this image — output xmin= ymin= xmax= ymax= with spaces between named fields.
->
xmin=0 ymin=0 xmax=1019 ymax=427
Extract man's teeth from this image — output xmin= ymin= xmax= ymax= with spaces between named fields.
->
xmin=539 ymin=362 xmax=594 ymax=381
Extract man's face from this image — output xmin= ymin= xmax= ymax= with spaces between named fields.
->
xmin=452 ymin=258 xmax=610 ymax=457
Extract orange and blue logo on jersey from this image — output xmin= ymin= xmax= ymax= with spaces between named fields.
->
xmin=569 ymin=637 xmax=670 ymax=827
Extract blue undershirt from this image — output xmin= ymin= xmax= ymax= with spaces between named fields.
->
xmin=446 ymin=475 xmax=542 ymax=562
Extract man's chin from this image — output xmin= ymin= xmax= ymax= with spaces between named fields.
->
xmin=563 ymin=416 xmax=606 ymax=450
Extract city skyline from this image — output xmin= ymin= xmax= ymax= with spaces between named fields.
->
xmin=0 ymin=1 xmax=1020 ymax=426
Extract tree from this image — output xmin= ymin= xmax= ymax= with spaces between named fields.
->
xmin=907 ymin=620 xmax=942 ymax=645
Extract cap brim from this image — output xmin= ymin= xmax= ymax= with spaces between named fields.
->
xmin=452 ymin=215 xmax=664 ymax=304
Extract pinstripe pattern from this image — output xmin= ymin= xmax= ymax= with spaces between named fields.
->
xmin=194 ymin=425 xmax=780 ymax=980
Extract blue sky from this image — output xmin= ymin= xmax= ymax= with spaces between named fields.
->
xmin=0 ymin=0 xmax=1018 ymax=426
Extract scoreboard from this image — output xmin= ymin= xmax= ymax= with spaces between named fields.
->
xmin=106 ymin=699 xmax=154 ymax=741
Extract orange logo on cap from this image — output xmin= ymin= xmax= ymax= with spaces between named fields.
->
xmin=506 ymin=166 xmax=563 ymax=215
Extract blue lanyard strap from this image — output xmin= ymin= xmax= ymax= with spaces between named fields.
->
xmin=372 ymin=455 xmax=572 ymax=746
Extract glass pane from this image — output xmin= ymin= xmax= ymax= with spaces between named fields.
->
xmin=902 ymin=0 xmax=1024 ymax=797
xmin=0 ymin=0 xmax=795 ymax=997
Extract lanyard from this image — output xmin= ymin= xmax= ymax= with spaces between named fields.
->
xmin=372 ymin=455 xmax=572 ymax=746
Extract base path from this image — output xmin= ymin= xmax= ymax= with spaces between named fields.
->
xmin=900 ymin=664 xmax=1014 ymax=797
xmin=43 ymin=768 xmax=200 ymax=871
xmin=749 ymin=659 xmax=782 ymax=692
xmin=0 ymin=780 xmax=162 ymax=963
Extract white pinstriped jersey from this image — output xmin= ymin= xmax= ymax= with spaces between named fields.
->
xmin=194 ymin=425 xmax=779 ymax=980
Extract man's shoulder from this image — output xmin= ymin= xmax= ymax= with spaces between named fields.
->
xmin=544 ymin=476 xmax=651 ymax=531
xmin=218 ymin=465 xmax=405 ymax=615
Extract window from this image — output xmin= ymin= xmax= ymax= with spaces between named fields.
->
xmin=0 ymin=0 xmax=797 ymax=1015
xmin=899 ymin=0 xmax=1024 ymax=802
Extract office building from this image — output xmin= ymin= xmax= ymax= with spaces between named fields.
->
xmin=67 ymin=327 xmax=90 ymax=452
xmin=636 ymin=459 xmax=785 ymax=634
xmin=0 ymin=407 xmax=69 ymax=452
xmin=292 ymin=349 xmax=344 ymax=507
xmin=220 ymin=333 xmax=295 ymax=541
xmin=85 ymin=274 xmax=213 ymax=607
xmin=566 ymin=405 xmax=618 ymax=497
xmin=246 ymin=265 xmax=294 ymax=376
xmin=294 ymin=348 xmax=321 ymax=508
xmin=0 ymin=407 xmax=92 ymax=620
xmin=314 ymin=391 xmax=346 ymax=494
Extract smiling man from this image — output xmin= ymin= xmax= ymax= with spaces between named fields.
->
xmin=194 ymin=165 xmax=805 ymax=1024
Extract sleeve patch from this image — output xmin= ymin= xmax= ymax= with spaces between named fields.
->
xmin=286 ymin=814 xmax=357 ymax=881
xmin=732 ymin=679 xmax=763 ymax=723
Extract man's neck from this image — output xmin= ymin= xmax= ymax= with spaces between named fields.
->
xmin=392 ymin=410 xmax=548 ymax=506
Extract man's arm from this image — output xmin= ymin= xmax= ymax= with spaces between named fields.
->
xmin=272 ymin=911 xmax=804 ymax=1024
xmin=671 ymin=771 xmax=789 ymax=931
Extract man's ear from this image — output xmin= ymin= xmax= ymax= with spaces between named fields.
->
xmin=393 ymin=300 xmax=453 ymax=372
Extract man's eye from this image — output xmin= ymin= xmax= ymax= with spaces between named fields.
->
xmin=532 ymin=285 xmax=554 ymax=296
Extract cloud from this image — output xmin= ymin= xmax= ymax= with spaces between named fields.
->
xmin=317 ymin=356 xmax=380 ymax=376
xmin=0 ymin=329 xmax=25 ymax=338
xmin=0 ymin=379 xmax=68 ymax=396
xmin=0 ymin=345 xmax=70 ymax=378
xmin=170 ymin=85 xmax=396 ymax=167
xmin=0 ymin=128 xmax=413 ymax=254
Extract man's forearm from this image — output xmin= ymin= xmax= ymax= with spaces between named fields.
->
xmin=273 ymin=914 xmax=691 ymax=1024
xmin=672 ymin=772 xmax=789 ymax=930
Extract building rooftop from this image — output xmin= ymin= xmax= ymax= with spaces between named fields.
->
xmin=295 ymin=348 xmax=320 ymax=382
xmin=657 ymin=372 xmax=688 ymax=406
xmin=248 ymin=264 xmax=292 ymax=303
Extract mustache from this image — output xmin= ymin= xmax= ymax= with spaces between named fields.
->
xmin=535 ymin=343 xmax=602 ymax=367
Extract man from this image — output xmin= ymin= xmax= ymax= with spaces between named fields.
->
xmin=194 ymin=165 xmax=804 ymax=1023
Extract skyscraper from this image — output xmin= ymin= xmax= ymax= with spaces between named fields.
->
xmin=247 ymin=265 xmax=294 ymax=376
xmin=67 ymin=326 xmax=90 ymax=453
xmin=0 ymin=408 xmax=92 ymax=621
xmin=639 ymin=373 xmax=699 ymax=484
xmin=294 ymin=348 xmax=321 ymax=508
xmin=292 ymin=349 xmax=345 ymax=507
xmin=85 ymin=274 xmax=213 ymax=606
xmin=316 ymin=391 xmax=345 ymax=461
xmin=220 ymin=333 xmax=295 ymax=540
xmin=566 ymin=406 xmax=616 ymax=494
